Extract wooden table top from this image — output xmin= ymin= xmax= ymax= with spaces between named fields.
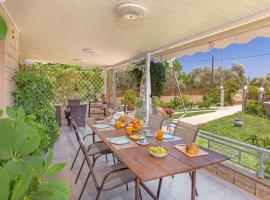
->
xmin=86 ymin=118 xmax=229 ymax=182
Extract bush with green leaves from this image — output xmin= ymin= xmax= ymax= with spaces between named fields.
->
xmin=0 ymin=107 xmax=68 ymax=200
xmin=245 ymin=100 xmax=266 ymax=117
xmin=224 ymin=80 xmax=240 ymax=105
xmin=248 ymin=85 xmax=259 ymax=100
xmin=13 ymin=71 xmax=59 ymax=152
xmin=150 ymin=61 xmax=166 ymax=97
xmin=203 ymin=88 xmax=220 ymax=106
xmin=123 ymin=89 xmax=138 ymax=110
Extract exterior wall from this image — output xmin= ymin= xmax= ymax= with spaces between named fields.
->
xmin=0 ymin=6 xmax=19 ymax=110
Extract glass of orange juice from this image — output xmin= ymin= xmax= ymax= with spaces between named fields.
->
xmin=125 ymin=126 xmax=133 ymax=136
xmin=115 ymin=120 xmax=122 ymax=129
xmin=156 ymin=130 xmax=163 ymax=141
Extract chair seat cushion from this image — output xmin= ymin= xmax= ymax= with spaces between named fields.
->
xmin=95 ymin=163 xmax=135 ymax=190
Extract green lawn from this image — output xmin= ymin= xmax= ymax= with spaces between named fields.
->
xmin=173 ymin=108 xmax=216 ymax=112
xmin=170 ymin=110 xmax=215 ymax=119
xmin=198 ymin=112 xmax=270 ymax=177
xmin=200 ymin=112 xmax=270 ymax=143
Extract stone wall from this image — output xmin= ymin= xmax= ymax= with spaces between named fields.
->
xmin=205 ymin=162 xmax=270 ymax=200
xmin=0 ymin=5 xmax=19 ymax=110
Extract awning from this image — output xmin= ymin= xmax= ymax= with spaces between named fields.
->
xmin=153 ymin=17 xmax=270 ymax=61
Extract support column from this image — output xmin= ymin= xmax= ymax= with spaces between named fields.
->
xmin=103 ymin=69 xmax=107 ymax=97
xmin=258 ymin=87 xmax=265 ymax=103
xmin=146 ymin=53 xmax=151 ymax=123
xmin=113 ymin=68 xmax=117 ymax=112
xmin=220 ymin=86 xmax=224 ymax=107
xmin=242 ymin=86 xmax=248 ymax=111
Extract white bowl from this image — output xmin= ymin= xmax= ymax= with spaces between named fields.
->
xmin=149 ymin=151 xmax=168 ymax=158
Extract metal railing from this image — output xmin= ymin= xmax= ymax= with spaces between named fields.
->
xmin=197 ymin=130 xmax=270 ymax=178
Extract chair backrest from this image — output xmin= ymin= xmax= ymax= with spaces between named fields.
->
xmin=71 ymin=120 xmax=99 ymax=189
xmin=148 ymin=114 xmax=165 ymax=131
xmin=68 ymin=99 xmax=81 ymax=106
xmin=71 ymin=119 xmax=81 ymax=142
xmin=174 ymin=121 xmax=199 ymax=143
xmin=70 ymin=104 xmax=87 ymax=127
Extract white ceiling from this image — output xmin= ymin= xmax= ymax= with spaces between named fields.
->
xmin=3 ymin=0 xmax=270 ymax=67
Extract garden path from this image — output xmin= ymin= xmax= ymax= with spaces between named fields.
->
xmin=177 ymin=105 xmax=242 ymax=125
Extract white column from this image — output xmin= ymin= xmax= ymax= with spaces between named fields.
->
xmin=113 ymin=68 xmax=117 ymax=112
xmin=103 ymin=69 xmax=107 ymax=97
xmin=146 ymin=53 xmax=151 ymax=123
xmin=220 ymin=86 xmax=224 ymax=107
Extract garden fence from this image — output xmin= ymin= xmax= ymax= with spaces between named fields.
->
xmin=23 ymin=67 xmax=104 ymax=105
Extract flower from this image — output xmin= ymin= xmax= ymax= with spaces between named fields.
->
xmin=163 ymin=107 xmax=173 ymax=115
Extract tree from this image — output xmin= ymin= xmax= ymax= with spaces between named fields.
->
xmin=231 ymin=62 xmax=247 ymax=86
xmin=250 ymin=77 xmax=268 ymax=88
xmin=150 ymin=61 xmax=166 ymax=97
xmin=224 ymin=80 xmax=240 ymax=104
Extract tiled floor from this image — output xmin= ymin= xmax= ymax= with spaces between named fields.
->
xmin=53 ymin=121 xmax=260 ymax=200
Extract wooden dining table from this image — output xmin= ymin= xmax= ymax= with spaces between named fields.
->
xmin=86 ymin=118 xmax=229 ymax=200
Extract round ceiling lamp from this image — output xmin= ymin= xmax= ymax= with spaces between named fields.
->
xmin=115 ymin=2 xmax=147 ymax=20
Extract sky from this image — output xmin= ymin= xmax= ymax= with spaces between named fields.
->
xmin=178 ymin=37 xmax=270 ymax=79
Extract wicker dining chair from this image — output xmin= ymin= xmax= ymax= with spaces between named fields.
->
xmin=156 ymin=121 xmax=200 ymax=198
xmin=68 ymin=99 xmax=81 ymax=106
xmin=74 ymin=123 xmax=136 ymax=200
xmin=70 ymin=120 xmax=113 ymax=183
xmin=173 ymin=121 xmax=199 ymax=143
xmin=65 ymin=99 xmax=81 ymax=120
xmin=147 ymin=114 xmax=165 ymax=131
xmin=69 ymin=104 xmax=87 ymax=128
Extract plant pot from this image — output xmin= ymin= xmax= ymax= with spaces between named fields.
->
xmin=234 ymin=118 xmax=243 ymax=127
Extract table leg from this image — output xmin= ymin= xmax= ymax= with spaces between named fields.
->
xmin=135 ymin=177 xmax=141 ymax=200
xmin=191 ymin=171 xmax=196 ymax=200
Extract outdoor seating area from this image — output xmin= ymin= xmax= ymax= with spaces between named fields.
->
xmin=1 ymin=1 xmax=270 ymax=200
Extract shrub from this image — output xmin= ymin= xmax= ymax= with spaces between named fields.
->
xmin=13 ymin=71 xmax=59 ymax=152
xmin=245 ymin=100 xmax=266 ymax=117
xmin=203 ymin=88 xmax=220 ymax=106
xmin=0 ymin=107 xmax=68 ymax=199
xmin=151 ymin=96 xmax=161 ymax=108
xmin=150 ymin=61 xmax=166 ymax=97
xmin=264 ymin=88 xmax=270 ymax=101
xmin=224 ymin=80 xmax=240 ymax=104
xmin=196 ymin=101 xmax=211 ymax=108
xmin=123 ymin=89 xmax=138 ymax=110
xmin=248 ymin=85 xmax=259 ymax=100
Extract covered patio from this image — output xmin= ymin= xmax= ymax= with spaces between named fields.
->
xmin=1 ymin=1 xmax=270 ymax=200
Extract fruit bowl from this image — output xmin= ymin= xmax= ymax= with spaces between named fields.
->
xmin=127 ymin=119 xmax=143 ymax=132
xmin=148 ymin=146 xmax=168 ymax=158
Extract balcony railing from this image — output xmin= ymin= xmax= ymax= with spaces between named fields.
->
xmin=197 ymin=130 xmax=270 ymax=178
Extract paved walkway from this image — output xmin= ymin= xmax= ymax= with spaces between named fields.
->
xmin=178 ymin=105 xmax=242 ymax=125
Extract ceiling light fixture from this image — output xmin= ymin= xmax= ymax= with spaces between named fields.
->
xmin=115 ymin=2 xmax=147 ymax=20
xmin=82 ymin=48 xmax=101 ymax=56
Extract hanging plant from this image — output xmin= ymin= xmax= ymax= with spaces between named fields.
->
xmin=0 ymin=16 xmax=8 ymax=40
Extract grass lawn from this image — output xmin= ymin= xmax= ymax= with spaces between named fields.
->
xmin=173 ymin=108 xmax=216 ymax=112
xmin=200 ymin=112 xmax=270 ymax=143
xmin=170 ymin=110 xmax=215 ymax=119
xmin=198 ymin=112 xmax=270 ymax=177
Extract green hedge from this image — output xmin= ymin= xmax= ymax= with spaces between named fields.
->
xmin=13 ymin=71 xmax=59 ymax=152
